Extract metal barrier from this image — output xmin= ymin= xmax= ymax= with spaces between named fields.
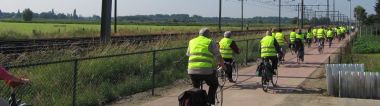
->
xmin=326 ymin=64 xmax=365 ymax=96
xmin=339 ymin=71 xmax=380 ymax=99
xmin=0 ymin=38 xmax=261 ymax=106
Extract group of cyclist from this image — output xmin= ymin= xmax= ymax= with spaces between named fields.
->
xmin=0 ymin=26 xmax=352 ymax=106
xmin=186 ymin=25 xmax=352 ymax=105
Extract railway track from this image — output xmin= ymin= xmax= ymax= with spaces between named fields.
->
xmin=0 ymin=28 xmax=296 ymax=54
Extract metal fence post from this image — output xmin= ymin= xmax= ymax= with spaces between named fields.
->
xmin=245 ymin=40 xmax=249 ymax=65
xmin=152 ymin=51 xmax=156 ymax=96
xmin=328 ymin=56 xmax=330 ymax=64
xmin=72 ymin=60 xmax=78 ymax=106
xmin=340 ymin=47 xmax=343 ymax=64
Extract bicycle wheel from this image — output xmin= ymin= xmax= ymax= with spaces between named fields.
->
xmin=261 ymin=68 xmax=269 ymax=92
xmin=217 ymin=70 xmax=226 ymax=86
xmin=215 ymin=86 xmax=223 ymax=105
xmin=271 ymin=69 xmax=278 ymax=87
xmin=231 ymin=62 xmax=239 ymax=82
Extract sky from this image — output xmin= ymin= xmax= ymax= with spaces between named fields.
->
xmin=0 ymin=0 xmax=376 ymax=19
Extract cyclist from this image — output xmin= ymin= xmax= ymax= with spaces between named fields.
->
xmin=316 ymin=26 xmax=326 ymax=48
xmin=336 ymin=26 xmax=342 ymax=41
xmin=186 ymin=28 xmax=225 ymax=105
xmin=274 ymin=28 xmax=287 ymax=61
xmin=326 ymin=28 xmax=334 ymax=48
xmin=289 ymin=29 xmax=297 ymax=54
xmin=0 ymin=66 xmax=29 ymax=106
xmin=219 ymin=31 xmax=240 ymax=83
xmin=341 ymin=26 xmax=347 ymax=39
xmin=312 ymin=27 xmax=318 ymax=43
xmin=306 ymin=28 xmax=314 ymax=48
xmin=260 ymin=30 xmax=282 ymax=75
xmin=295 ymin=29 xmax=305 ymax=62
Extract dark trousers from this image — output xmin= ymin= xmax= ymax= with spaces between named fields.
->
xmin=295 ymin=39 xmax=305 ymax=60
xmin=190 ymin=73 xmax=219 ymax=104
xmin=263 ymin=56 xmax=278 ymax=70
xmin=223 ymin=58 xmax=233 ymax=80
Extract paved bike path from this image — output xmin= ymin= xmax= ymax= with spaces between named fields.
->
xmin=139 ymin=32 xmax=374 ymax=106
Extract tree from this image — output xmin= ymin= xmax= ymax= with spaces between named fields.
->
xmin=22 ymin=8 xmax=33 ymax=21
xmin=291 ymin=17 xmax=298 ymax=24
xmin=354 ymin=6 xmax=368 ymax=25
xmin=0 ymin=9 xmax=3 ymax=18
xmin=310 ymin=17 xmax=318 ymax=25
xmin=16 ymin=9 xmax=21 ymax=18
xmin=73 ymin=9 xmax=78 ymax=19
xmin=376 ymin=0 xmax=380 ymax=15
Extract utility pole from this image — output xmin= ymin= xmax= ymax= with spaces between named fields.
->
xmin=333 ymin=0 xmax=335 ymax=25
xmin=219 ymin=0 xmax=222 ymax=32
xmin=327 ymin=0 xmax=330 ymax=25
xmin=101 ymin=0 xmax=112 ymax=43
xmin=114 ymin=0 xmax=117 ymax=33
xmin=297 ymin=3 xmax=300 ymax=28
xmin=241 ymin=0 xmax=244 ymax=31
xmin=301 ymin=0 xmax=304 ymax=28
xmin=278 ymin=0 xmax=281 ymax=29
xmin=348 ymin=0 xmax=352 ymax=26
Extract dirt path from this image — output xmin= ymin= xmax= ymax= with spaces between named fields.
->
xmin=112 ymin=32 xmax=380 ymax=106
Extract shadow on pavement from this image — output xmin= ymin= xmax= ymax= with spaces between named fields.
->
xmin=273 ymin=86 xmax=325 ymax=94
xmin=233 ymin=82 xmax=261 ymax=90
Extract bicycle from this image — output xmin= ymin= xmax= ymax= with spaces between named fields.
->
xmin=306 ymin=38 xmax=312 ymax=48
xmin=4 ymin=80 xmax=31 ymax=106
xmin=296 ymin=47 xmax=304 ymax=64
xmin=317 ymin=39 xmax=324 ymax=54
xmin=257 ymin=58 xmax=277 ymax=92
xmin=200 ymin=67 xmax=225 ymax=106
xmin=215 ymin=67 xmax=225 ymax=106
xmin=277 ymin=47 xmax=285 ymax=65
xmin=224 ymin=60 xmax=238 ymax=82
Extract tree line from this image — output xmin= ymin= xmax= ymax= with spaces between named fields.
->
xmin=354 ymin=0 xmax=380 ymax=25
xmin=0 ymin=8 xmax=334 ymax=26
xmin=0 ymin=8 xmax=100 ymax=21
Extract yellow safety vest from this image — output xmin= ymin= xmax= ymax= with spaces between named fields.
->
xmin=188 ymin=35 xmax=214 ymax=71
xmin=312 ymin=29 xmax=318 ymax=37
xmin=327 ymin=30 xmax=334 ymax=37
xmin=296 ymin=33 xmax=304 ymax=43
xmin=317 ymin=28 xmax=324 ymax=38
xmin=275 ymin=32 xmax=285 ymax=46
xmin=306 ymin=32 xmax=313 ymax=39
xmin=219 ymin=37 xmax=233 ymax=59
xmin=261 ymin=36 xmax=277 ymax=57
xmin=289 ymin=32 xmax=297 ymax=43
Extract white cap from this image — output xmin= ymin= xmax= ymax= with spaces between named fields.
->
xmin=224 ymin=31 xmax=232 ymax=38
xmin=199 ymin=28 xmax=210 ymax=35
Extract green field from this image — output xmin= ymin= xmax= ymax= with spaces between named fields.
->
xmin=352 ymin=54 xmax=380 ymax=72
xmin=350 ymin=30 xmax=380 ymax=72
xmin=0 ymin=22 xmax=287 ymax=40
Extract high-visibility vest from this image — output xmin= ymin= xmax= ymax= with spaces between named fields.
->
xmin=306 ymin=32 xmax=313 ymax=39
xmin=188 ymin=35 xmax=214 ymax=71
xmin=312 ymin=29 xmax=318 ymax=36
xmin=275 ymin=32 xmax=285 ymax=46
xmin=219 ymin=37 xmax=233 ymax=59
xmin=261 ymin=36 xmax=277 ymax=57
xmin=296 ymin=33 xmax=304 ymax=42
xmin=327 ymin=30 xmax=334 ymax=37
xmin=289 ymin=32 xmax=297 ymax=43
xmin=336 ymin=28 xmax=342 ymax=36
xmin=317 ymin=28 xmax=324 ymax=38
